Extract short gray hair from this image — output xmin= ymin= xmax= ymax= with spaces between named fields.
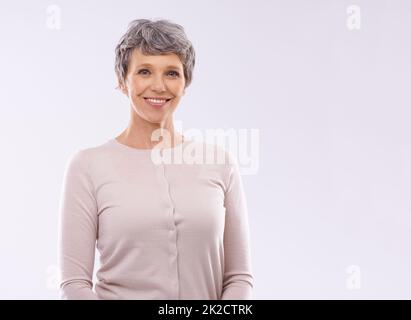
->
xmin=115 ymin=19 xmax=196 ymax=88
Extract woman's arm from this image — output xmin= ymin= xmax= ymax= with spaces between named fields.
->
xmin=58 ymin=150 xmax=99 ymax=300
xmin=221 ymin=158 xmax=254 ymax=300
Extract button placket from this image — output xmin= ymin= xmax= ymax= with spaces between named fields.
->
xmin=157 ymin=161 xmax=180 ymax=299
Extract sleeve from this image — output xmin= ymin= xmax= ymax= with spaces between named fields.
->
xmin=58 ymin=150 xmax=99 ymax=300
xmin=221 ymin=157 xmax=254 ymax=300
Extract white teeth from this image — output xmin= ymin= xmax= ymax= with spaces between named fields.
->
xmin=146 ymin=98 xmax=167 ymax=104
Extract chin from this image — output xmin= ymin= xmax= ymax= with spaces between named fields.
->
xmin=143 ymin=115 xmax=167 ymax=124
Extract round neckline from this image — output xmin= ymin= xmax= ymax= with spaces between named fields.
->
xmin=110 ymin=136 xmax=191 ymax=154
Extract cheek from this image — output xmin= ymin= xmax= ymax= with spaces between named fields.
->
xmin=128 ymin=82 xmax=144 ymax=99
xmin=169 ymin=80 xmax=185 ymax=96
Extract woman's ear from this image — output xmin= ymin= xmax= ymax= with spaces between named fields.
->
xmin=119 ymin=80 xmax=129 ymax=96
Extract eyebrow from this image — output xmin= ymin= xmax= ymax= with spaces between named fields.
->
xmin=136 ymin=63 xmax=182 ymax=70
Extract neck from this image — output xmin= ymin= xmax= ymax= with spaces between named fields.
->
xmin=116 ymin=108 xmax=183 ymax=150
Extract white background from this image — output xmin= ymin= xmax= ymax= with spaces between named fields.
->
xmin=0 ymin=0 xmax=410 ymax=299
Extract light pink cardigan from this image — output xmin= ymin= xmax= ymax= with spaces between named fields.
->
xmin=58 ymin=138 xmax=254 ymax=299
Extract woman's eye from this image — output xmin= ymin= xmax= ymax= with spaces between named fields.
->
xmin=137 ymin=69 xmax=179 ymax=77
xmin=168 ymin=71 xmax=180 ymax=77
xmin=138 ymin=69 xmax=150 ymax=75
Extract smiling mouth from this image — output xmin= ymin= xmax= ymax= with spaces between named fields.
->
xmin=143 ymin=97 xmax=172 ymax=108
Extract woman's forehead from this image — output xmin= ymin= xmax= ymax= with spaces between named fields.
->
xmin=131 ymin=49 xmax=182 ymax=68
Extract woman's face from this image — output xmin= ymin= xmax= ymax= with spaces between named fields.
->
xmin=122 ymin=48 xmax=186 ymax=125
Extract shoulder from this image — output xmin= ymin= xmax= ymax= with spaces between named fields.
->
xmin=64 ymin=140 xmax=113 ymax=172
xmin=184 ymin=139 xmax=238 ymax=167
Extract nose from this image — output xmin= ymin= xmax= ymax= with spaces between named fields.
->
xmin=150 ymin=74 xmax=166 ymax=92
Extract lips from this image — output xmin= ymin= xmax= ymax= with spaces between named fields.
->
xmin=143 ymin=97 xmax=172 ymax=108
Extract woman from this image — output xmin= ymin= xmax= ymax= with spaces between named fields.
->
xmin=58 ymin=18 xmax=254 ymax=300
